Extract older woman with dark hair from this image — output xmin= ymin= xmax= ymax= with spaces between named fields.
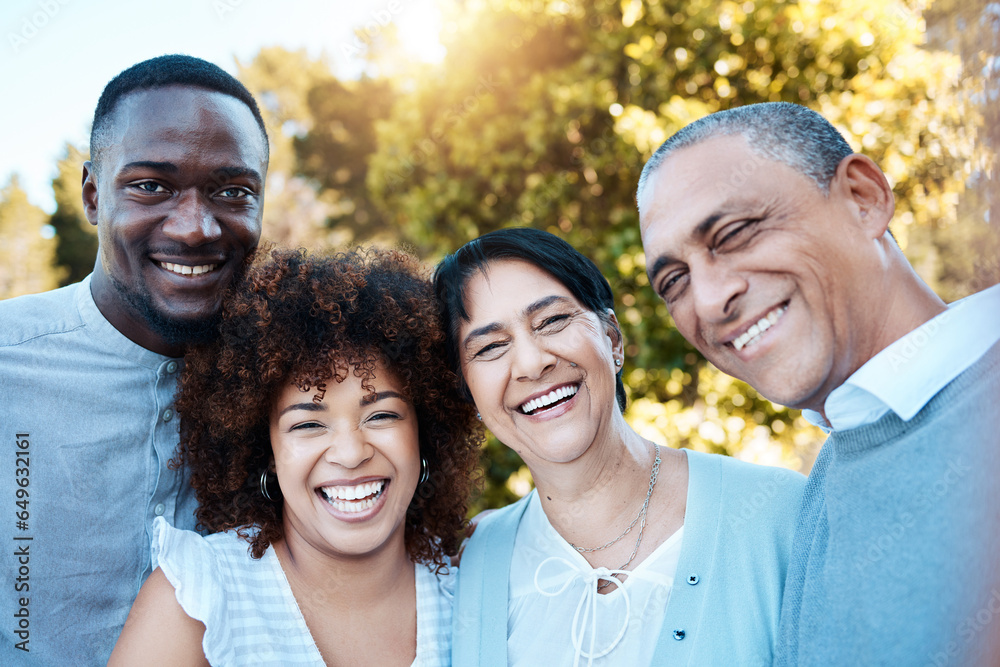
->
xmin=110 ymin=247 xmax=481 ymax=666
xmin=435 ymin=227 xmax=805 ymax=666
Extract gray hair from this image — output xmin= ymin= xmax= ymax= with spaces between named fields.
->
xmin=636 ymin=102 xmax=854 ymax=206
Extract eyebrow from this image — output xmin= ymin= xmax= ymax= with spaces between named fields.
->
xmin=121 ymin=160 xmax=179 ymax=174
xmin=212 ymin=166 xmax=263 ymax=183
xmin=119 ymin=162 xmax=262 ymax=184
xmin=462 ymin=295 xmax=573 ymax=349
xmin=462 ymin=322 xmax=502 ymax=349
xmin=278 ymin=390 xmax=405 ymax=416
xmin=360 ymin=390 xmax=404 ymax=406
xmin=647 ymin=211 xmax=726 ymax=281
xmin=277 ymin=402 xmax=327 ymax=417
xmin=525 ymin=295 xmax=570 ymax=316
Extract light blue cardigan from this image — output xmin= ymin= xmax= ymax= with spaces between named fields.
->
xmin=452 ymin=449 xmax=806 ymax=666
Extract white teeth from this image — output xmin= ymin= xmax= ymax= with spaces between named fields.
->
xmin=329 ymin=496 xmax=378 ymax=513
xmin=320 ymin=480 xmax=386 ymax=507
xmin=519 ymin=385 xmax=579 ymax=415
xmin=732 ymin=305 xmax=787 ymax=352
xmin=160 ymin=261 xmax=218 ymax=276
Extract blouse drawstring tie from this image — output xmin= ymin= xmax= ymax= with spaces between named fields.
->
xmin=533 ymin=556 xmax=634 ymax=667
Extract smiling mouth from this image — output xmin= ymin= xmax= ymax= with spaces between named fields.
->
xmin=731 ymin=303 xmax=788 ymax=352
xmin=157 ymin=261 xmax=219 ymax=277
xmin=319 ymin=479 xmax=387 ymax=513
xmin=519 ymin=384 xmax=579 ymax=415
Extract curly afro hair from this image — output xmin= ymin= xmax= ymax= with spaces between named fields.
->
xmin=173 ymin=246 xmax=483 ymax=566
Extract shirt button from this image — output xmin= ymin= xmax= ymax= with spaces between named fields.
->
xmin=687 ymin=574 xmax=700 ymax=585
xmin=162 ymin=409 xmax=173 ymax=422
xmin=673 ymin=629 xmax=686 ymax=641
xmin=153 ymin=503 xmax=165 ymax=516
xmin=165 ymin=361 xmax=178 ymax=374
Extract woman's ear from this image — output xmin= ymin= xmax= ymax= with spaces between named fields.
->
xmin=604 ymin=308 xmax=625 ymax=359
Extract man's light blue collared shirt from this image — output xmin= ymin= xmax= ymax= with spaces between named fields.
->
xmin=804 ymin=283 xmax=1000 ymax=433
xmin=0 ymin=276 xmax=199 ymax=665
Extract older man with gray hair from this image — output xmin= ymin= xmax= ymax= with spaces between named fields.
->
xmin=637 ymin=102 xmax=1000 ymax=665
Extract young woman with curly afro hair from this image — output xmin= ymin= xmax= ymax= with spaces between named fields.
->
xmin=111 ymin=247 xmax=483 ymax=666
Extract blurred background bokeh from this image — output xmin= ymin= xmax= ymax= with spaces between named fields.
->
xmin=2 ymin=0 xmax=997 ymax=511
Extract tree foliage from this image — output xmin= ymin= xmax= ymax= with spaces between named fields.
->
xmin=237 ymin=48 xmax=398 ymax=248
xmin=48 ymin=143 xmax=97 ymax=286
xmin=0 ymin=176 xmax=64 ymax=300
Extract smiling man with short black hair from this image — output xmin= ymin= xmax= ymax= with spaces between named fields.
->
xmin=638 ymin=102 xmax=1000 ymax=665
xmin=0 ymin=55 xmax=269 ymax=665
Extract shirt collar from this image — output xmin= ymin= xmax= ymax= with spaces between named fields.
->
xmin=76 ymin=274 xmax=181 ymax=370
xmin=803 ymin=283 xmax=1000 ymax=432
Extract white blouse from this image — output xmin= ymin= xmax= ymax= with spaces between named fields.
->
xmin=152 ymin=517 xmax=453 ymax=666
xmin=507 ymin=492 xmax=684 ymax=666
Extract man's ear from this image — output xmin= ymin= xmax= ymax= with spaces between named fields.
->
xmin=82 ymin=161 xmax=99 ymax=227
xmin=832 ymin=154 xmax=895 ymax=239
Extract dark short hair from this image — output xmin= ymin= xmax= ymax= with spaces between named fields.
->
xmin=434 ymin=227 xmax=627 ymax=411
xmin=637 ymin=102 xmax=854 ymax=205
xmin=90 ymin=54 xmax=269 ymax=170
xmin=175 ymin=247 xmax=482 ymax=567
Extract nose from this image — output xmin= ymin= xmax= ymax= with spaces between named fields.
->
xmin=691 ymin=263 xmax=747 ymax=323
xmin=161 ymin=189 xmax=222 ymax=247
xmin=511 ymin=339 xmax=558 ymax=382
xmin=323 ymin=425 xmax=374 ymax=470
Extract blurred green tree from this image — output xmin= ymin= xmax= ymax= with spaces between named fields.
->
xmin=293 ymin=74 xmax=396 ymax=240
xmin=0 ymin=176 xmax=65 ymax=299
xmin=238 ymin=47 xmax=398 ymax=247
xmin=237 ymin=48 xmax=349 ymax=249
xmin=48 ymin=143 xmax=97 ymax=286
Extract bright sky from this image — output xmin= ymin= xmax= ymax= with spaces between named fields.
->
xmin=0 ymin=0 xmax=444 ymax=213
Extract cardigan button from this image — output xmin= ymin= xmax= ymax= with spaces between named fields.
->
xmin=687 ymin=574 xmax=699 ymax=585
xmin=673 ymin=629 xmax=686 ymax=641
